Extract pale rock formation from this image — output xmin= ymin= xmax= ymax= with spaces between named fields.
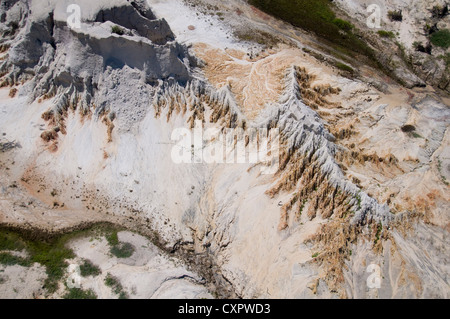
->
xmin=0 ymin=0 xmax=448 ymax=299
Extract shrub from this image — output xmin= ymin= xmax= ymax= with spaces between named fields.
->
xmin=388 ymin=10 xmax=403 ymax=21
xmin=0 ymin=225 xmax=132 ymax=295
xmin=105 ymin=230 xmax=119 ymax=246
xmin=334 ymin=62 xmax=354 ymax=74
xmin=401 ymin=124 xmax=415 ymax=132
xmin=30 ymin=241 xmax=75 ymax=293
xmin=374 ymin=222 xmax=383 ymax=244
xmin=425 ymin=23 xmax=439 ymax=35
xmin=430 ymin=29 xmax=450 ymax=49
xmin=0 ymin=231 xmax=26 ymax=251
xmin=8 ymin=88 xmax=17 ymax=98
xmin=63 ymin=288 xmax=97 ymax=299
xmin=0 ymin=229 xmax=75 ymax=293
xmin=40 ymin=130 xmax=58 ymax=142
xmin=377 ymin=30 xmax=395 ymax=38
xmin=413 ymin=41 xmax=432 ymax=54
xmin=110 ymin=242 xmax=134 ymax=258
xmin=79 ymin=259 xmax=101 ymax=277
xmin=0 ymin=252 xmax=31 ymax=267
xmin=332 ymin=18 xmax=354 ymax=32
xmin=431 ymin=5 xmax=449 ymax=19
xmin=111 ymin=25 xmax=124 ymax=36
xmin=104 ymin=273 xmax=128 ymax=299
xmin=105 ymin=229 xmax=134 ymax=258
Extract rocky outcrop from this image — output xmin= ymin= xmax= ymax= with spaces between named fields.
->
xmin=0 ymin=0 xmax=448 ymax=299
xmin=334 ymin=0 xmax=450 ymax=92
xmin=0 ymin=0 xmax=196 ymax=143
xmin=263 ymin=67 xmax=392 ymax=227
xmin=94 ymin=3 xmax=175 ymax=45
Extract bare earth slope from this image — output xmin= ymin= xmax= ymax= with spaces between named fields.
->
xmin=0 ymin=0 xmax=448 ymax=298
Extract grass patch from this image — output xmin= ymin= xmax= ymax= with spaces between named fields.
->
xmin=63 ymin=287 xmax=97 ymax=299
xmin=430 ymin=29 xmax=450 ymax=49
xmin=0 ymin=229 xmax=74 ymax=293
xmin=0 ymin=252 xmax=31 ymax=267
xmin=105 ymin=230 xmax=119 ymax=247
xmin=105 ymin=229 xmax=135 ymax=258
xmin=0 ymin=224 xmax=128 ymax=294
xmin=395 ymin=41 xmax=413 ymax=70
xmin=334 ymin=62 xmax=354 ymax=74
xmin=27 ymin=238 xmax=75 ymax=293
xmin=355 ymin=192 xmax=362 ymax=210
xmin=377 ymin=30 xmax=395 ymax=39
xmin=374 ymin=222 xmax=383 ymax=244
xmin=298 ymin=199 xmax=307 ymax=216
xmin=79 ymin=259 xmax=101 ymax=277
xmin=104 ymin=273 xmax=128 ymax=299
xmin=0 ymin=231 xmax=27 ymax=251
xmin=248 ymin=0 xmax=375 ymax=59
xmin=110 ymin=242 xmax=135 ymax=259
xmin=233 ymin=29 xmax=280 ymax=47
xmin=332 ymin=18 xmax=353 ymax=32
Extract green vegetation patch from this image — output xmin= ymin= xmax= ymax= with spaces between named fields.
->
xmin=104 ymin=273 xmax=128 ymax=299
xmin=110 ymin=242 xmax=135 ymax=259
xmin=437 ymin=158 xmax=449 ymax=186
xmin=0 ymin=223 xmax=128 ymax=294
xmin=377 ymin=30 xmax=395 ymax=39
xmin=334 ymin=62 xmax=354 ymax=74
xmin=374 ymin=222 xmax=383 ymax=244
xmin=0 ymin=229 xmax=75 ymax=293
xmin=106 ymin=229 xmax=135 ymax=258
xmin=0 ymin=230 xmax=27 ymax=251
xmin=233 ymin=29 xmax=281 ymax=47
xmin=248 ymin=0 xmax=374 ymax=58
xmin=105 ymin=230 xmax=120 ymax=247
xmin=0 ymin=252 xmax=31 ymax=267
xmin=24 ymin=236 xmax=75 ymax=293
xmin=111 ymin=25 xmax=125 ymax=36
xmin=63 ymin=287 xmax=97 ymax=299
xmin=332 ymin=18 xmax=354 ymax=32
xmin=79 ymin=259 xmax=101 ymax=277
xmin=430 ymin=29 xmax=450 ymax=49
